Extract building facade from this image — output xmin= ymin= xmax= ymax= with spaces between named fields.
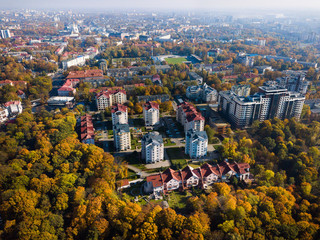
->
xmin=144 ymin=160 xmax=251 ymax=196
xmin=141 ymin=132 xmax=164 ymax=164
xmin=113 ymin=123 xmax=131 ymax=151
xmin=185 ymin=129 xmax=208 ymax=158
xmin=96 ymin=89 xmax=127 ymax=110
xmin=143 ymin=101 xmax=160 ymax=126
xmin=176 ymin=101 xmax=205 ymax=132
xmin=111 ymin=104 xmax=128 ymax=125
xmin=186 ymin=83 xmax=218 ymax=103
xmin=219 ymin=84 xmax=305 ymax=128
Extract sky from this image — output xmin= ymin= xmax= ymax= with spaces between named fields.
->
xmin=1 ymin=0 xmax=319 ymax=11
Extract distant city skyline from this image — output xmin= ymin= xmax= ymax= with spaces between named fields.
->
xmin=1 ymin=0 xmax=320 ymax=11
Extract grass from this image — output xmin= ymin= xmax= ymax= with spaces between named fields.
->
xmin=167 ymin=191 xmax=192 ymax=211
xmin=165 ymin=57 xmax=187 ymax=64
xmin=164 ymin=138 xmax=176 ymax=146
xmin=166 ymin=147 xmax=189 ymax=169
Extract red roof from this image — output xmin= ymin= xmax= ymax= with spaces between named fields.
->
xmin=111 ymin=103 xmax=127 ymax=113
xmin=80 ymin=114 xmax=94 ymax=142
xmin=96 ymin=89 xmax=126 ymax=99
xmin=67 ymin=69 xmax=103 ymax=79
xmin=4 ymin=101 xmax=21 ymax=107
xmin=179 ymin=102 xmax=204 ymax=122
xmin=144 ymin=101 xmax=159 ymax=110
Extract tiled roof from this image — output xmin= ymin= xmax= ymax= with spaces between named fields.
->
xmin=111 ymin=103 xmax=127 ymax=113
xmin=144 ymin=101 xmax=159 ymax=110
xmin=67 ymin=69 xmax=103 ymax=79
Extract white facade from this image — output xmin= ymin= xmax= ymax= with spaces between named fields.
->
xmin=141 ymin=132 xmax=164 ymax=164
xmin=0 ymin=108 xmax=8 ymax=123
xmin=96 ymin=91 xmax=127 ymax=111
xmin=113 ymin=124 xmax=131 ymax=151
xmin=143 ymin=102 xmax=160 ymax=126
xmin=185 ymin=129 xmax=208 ymax=158
xmin=112 ymin=108 xmax=128 ymax=125
xmin=62 ymin=55 xmax=89 ymax=70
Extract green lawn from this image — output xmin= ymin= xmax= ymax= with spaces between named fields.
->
xmin=167 ymin=191 xmax=192 ymax=210
xmin=166 ymin=147 xmax=189 ymax=169
xmin=165 ymin=57 xmax=187 ymax=64
xmin=164 ymin=138 xmax=176 ymax=146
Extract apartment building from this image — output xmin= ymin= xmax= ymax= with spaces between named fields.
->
xmin=111 ymin=104 xmax=128 ymax=125
xmin=231 ymin=84 xmax=251 ymax=97
xmin=144 ymin=160 xmax=250 ymax=196
xmin=186 ymin=83 xmax=218 ymax=103
xmin=113 ymin=123 xmax=131 ymax=151
xmin=143 ymin=101 xmax=160 ymax=126
xmin=176 ymin=101 xmax=205 ymax=132
xmin=96 ymin=89 xmax=127 ymax=110
xmin=141 ymin=132 xmax=164 ymax=164
xmin=185 ymin=129 xmax=208 ymax=158
xmin=219 ymin=83 xmax=305 ymax=128
xmin=80 ymin=114 xmax=95 ymax=144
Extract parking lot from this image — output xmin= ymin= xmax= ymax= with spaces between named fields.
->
xmin=162 ymin=117 xmax=183 ymax=139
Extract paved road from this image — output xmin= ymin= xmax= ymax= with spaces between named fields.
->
xmin=127 ymin=165 xmax=152 ymax=178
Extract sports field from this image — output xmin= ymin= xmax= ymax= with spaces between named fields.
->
xmin=165 ymin=57 xmax=187 ymax=64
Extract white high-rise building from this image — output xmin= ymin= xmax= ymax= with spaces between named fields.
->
xmin=141 ymin=132 xmax=164 ymax=164
xmin=1 ymin=30 xmax=11 ymax=39
xmin=186 ymin=83 xmax=218 ymax=103
xmin=113 ymin=123 xmax=131 ymax=151
xmin=185 ymin=129 xmax=208 ymax=158
xmin=111 ymin=104 xmax=128 ymax=125
xmin=143 ymin=101 xmax=160 ymax=126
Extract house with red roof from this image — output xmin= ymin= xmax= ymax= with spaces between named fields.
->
xmin=144 ymin=160 xmax=251 ymax=197
xmin=58 ymin=79 xmax=79 ymax=96
xmin=80 ymin=114 xmax=95 ymax=144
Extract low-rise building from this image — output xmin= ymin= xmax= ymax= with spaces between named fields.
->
xmin=111 ymin=104 xmax=128 ymax=125
xmin=186 ymin=83 xmax=218 ymax=103
xmin=58 ymin=79 xmax=79 ymax=96
xmin=113 ymin=123 xmax=131 ymax=151
xmin=188 ymin=72 xmax=203 ymax=85
xmin=185 ymin=129 xmax=208 ymax=158
xmin=231 ymin=84 xmax=251 ymax=97
xmin=144 ymin=160 xmax=251 ymax=196
xmin=143 ymin=101 xmax=160 ymax=126
xmin=4 ymin=101 xmax=23 ymax=116
xmin=80 ymin=114 xmax=95 ymax=144
xmin=141 ymin=132 xmax=164 ymax=164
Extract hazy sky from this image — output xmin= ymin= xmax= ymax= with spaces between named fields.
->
xmin=1 ymin=0 xmax=319 ymax=11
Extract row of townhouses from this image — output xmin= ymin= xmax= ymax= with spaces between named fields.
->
xmin=80 ymin=114 xmax=95 ymax=144
xmin=144 ymin=160 xmax=250 ymax=197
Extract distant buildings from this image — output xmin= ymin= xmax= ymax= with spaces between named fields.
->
xmin=137 ymin=94 xmax=170 ymax=103
xmin=231 ymin=84 xmax=251 ymax=97
xmin=143 ymin=101 xmax=160 ymax=127
xmin=95 ymin=89 xmax=127 ymax=110
xmin=141 ymin=132 xmax=164 ymax=164
xmin=275 ymin=71 xmax=309 ymax=94
xmin=236 ymin=53 xmax=255 ymax=67
xmin=111 ymin=104 xmax=128 ymax=125
xmin=144 ymin=160 xmax=251 ymax=196
xmin=113 ymin=123 xmax=131 ymax=151
xmin=4 ymin=101 xmax=23 ymax=116
xmin=67 ymin=69 xmax=104 ymax=82
xmin=176 ymin=102 xmax=205 ymax=132
xmin=245 ymin=38 xmax=266 ymax=46
xmin=207 ymin=48 xmax=222 ymax=57
xmin=0 ymin=29 xmax=11 ymax=39
xmin=188 ymin=72 xmax=203 ymax=85
xmin=186 ymin=83 xmax=218 ymax=103
xmin=58 ymin=79 xmax=79 ymax=96
xmin=80 ymin=114 xmax=95 ymax=144
xmin=219 ymin=83 xmax=305 ymax=128
xmin=185 ymin=129 xmax=208 ymax=158
xmin=62 ymin=55 xmax=89 ymax=69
